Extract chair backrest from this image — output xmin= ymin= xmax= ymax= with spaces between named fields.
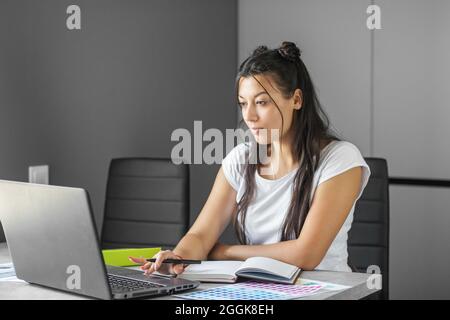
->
xmin=101 ymin=158 xmax=189 ymax=250
xmin=0 ymin=223 xmax=5 ymax=242
xmin=347 ymin=158 xmax=390 ymax=300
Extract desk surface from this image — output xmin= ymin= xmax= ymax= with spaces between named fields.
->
xmin=0 ymin=243 xmax=380 ymax=300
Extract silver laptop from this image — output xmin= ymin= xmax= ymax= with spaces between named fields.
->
xmin=0 ymin=179 xmax=200 ymax=299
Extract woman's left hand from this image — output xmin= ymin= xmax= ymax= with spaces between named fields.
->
xmin=208 ymin=242 xmax=230 ymax=260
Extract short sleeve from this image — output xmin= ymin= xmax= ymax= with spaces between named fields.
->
xmin=221 ymin=143 xmax=248 ymax=192
xmin=317 ymin=142 xmax=371 ymax=201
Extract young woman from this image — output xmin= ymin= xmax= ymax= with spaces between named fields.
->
xmin=130 ymin=41 xmax=371 ymax=275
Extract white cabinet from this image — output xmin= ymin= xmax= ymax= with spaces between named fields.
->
xmin=389 ymin=185 xmax=450 ymax=299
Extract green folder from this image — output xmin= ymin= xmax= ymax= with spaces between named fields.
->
xmin=102 ymin=247 xmax=161 ymax=267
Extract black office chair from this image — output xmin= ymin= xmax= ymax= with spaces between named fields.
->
xmin=348 ymin=158 xmax=390 ymax=300
xmin=101 ymin=158 xmax=190 ymax=250
xmin=0 ymin=223 xmax=5 ymax=242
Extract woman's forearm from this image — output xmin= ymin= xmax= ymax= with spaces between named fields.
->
xmin=225 ymin=240 xmax=298 ymax=262
xmin=172 ymin=233 xmax=209 ymax=260
xmin=224 ymin=240 xmax=318 ymax=270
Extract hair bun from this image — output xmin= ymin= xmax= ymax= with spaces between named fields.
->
xmin=277 ymin=41 xmax=301 ymax=62
xmin=252 ymin=45 xmax=269 ymax=56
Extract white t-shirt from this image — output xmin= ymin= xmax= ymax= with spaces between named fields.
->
xmin=221 ymin=140 xmax=371 ymax=272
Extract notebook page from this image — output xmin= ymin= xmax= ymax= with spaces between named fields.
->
xmin=179 ymin=260 xmax=243 ymax=279
xmin=236 ymin=257 xmax=298 ymax=279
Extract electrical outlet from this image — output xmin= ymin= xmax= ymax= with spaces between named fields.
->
xmin=28 ymin=165 xmax=49 ymax=184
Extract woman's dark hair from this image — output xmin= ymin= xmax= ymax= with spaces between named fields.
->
xmin=233 ymin=41 xmax=341 ymax=244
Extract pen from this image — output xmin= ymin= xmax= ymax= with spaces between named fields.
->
xmin=145 ymin=258 xmax=202 ymax=265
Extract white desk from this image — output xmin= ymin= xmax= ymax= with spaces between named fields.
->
xmin=0 ymin=243 xmax=381 ymax=300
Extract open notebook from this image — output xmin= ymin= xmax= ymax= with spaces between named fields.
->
xmin=177 ymin=257 xmax=301 ymax=284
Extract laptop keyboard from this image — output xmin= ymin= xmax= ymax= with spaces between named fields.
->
xmin=108 ymin=274 xmax=163 ymax=292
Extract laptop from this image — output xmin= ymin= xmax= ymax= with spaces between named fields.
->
xmin=0 ymin=179 xmax=200 ymax=299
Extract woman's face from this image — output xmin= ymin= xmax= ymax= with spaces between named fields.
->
xmin=238 ymin=74 xmax=302 ymax=145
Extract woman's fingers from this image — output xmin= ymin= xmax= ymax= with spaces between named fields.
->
xmin=128 ymin=256 xmax=147 ymax=265
xmin=130 ymin=250 xmax=186 ymax=276
xmin=128 ymin=256 xmax=154 ymax=272
xmin=129 ymin=251 xmax=169 ymax=273
xmin=144 ymin=263 xmax=156 ymax=275
xmin=172 ymin=263 xmax=185 ymax=275
xmin=154 ymin=250 xmax=172 ymax=271
xmin=141 ymin=262 xmax=151 ymax=270
xmin=140 ymin=250 xmax=170 ymax=274
xmin=147 ymin=250 xmax=187 ymax=275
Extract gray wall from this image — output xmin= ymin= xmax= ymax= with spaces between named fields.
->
xmin=373 ymin=0 xmax=450 ymax=299
xmin=238 ymin=0 xmax=372 ymax=155
xmin=239 ymin=0 xmax=450 ymax=299
xmin=0 ymin=0 xmax=237 ymax=239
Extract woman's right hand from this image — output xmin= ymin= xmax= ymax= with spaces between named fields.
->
xmin=128 ymin=250 xmax=187 ymax=276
